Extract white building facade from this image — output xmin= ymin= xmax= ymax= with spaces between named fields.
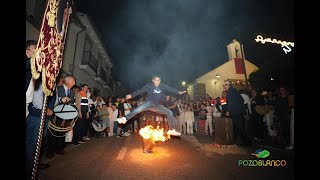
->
xmin=187 ymin=39 xmax=259 ymax=100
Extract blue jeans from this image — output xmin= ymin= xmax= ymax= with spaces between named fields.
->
xmin=26 ymin=114 xmax=49 ymax=178
xmin=193 ymin=116 xmax=199 ymax=132
xmin=113 ymin=121 xmax=119 ymax=134
xmin=126 ymin=101 xmax=175 ymax=129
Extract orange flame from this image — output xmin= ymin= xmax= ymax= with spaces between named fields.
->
xmin=139 ymin=125 xmax=170 ymax=142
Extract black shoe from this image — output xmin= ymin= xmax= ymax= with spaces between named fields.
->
xmin=116 ymin=135 xmax=123 ymax=138
xmin=38 ymin=163 xmax=50 ymax=170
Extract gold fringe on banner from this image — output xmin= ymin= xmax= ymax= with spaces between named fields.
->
xmin=30 ymin=0 xmax=73 ymax=96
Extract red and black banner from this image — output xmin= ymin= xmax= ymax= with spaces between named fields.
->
xmin=234 ymin=57 xmax=245 ymax=74
xmin=31 ymin=0 xmax=73 ymax=96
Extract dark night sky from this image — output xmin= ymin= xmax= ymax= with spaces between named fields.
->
xmin=74 ymin=0 xmax=294 ymax=92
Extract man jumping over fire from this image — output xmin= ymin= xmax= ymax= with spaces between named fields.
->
xmin=117 ymin=75 xmax=186 ymax=136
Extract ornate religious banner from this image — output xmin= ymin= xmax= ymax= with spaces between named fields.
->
xmin=234 ymin=57 xmax=245 ymax=74
xmin=31 ymin=0 xmax=73 ymax=96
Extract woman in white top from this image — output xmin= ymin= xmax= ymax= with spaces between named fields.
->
xmin=179 ymin=103 xmax=188 ymax=135
xmin=177 ymin=99 xmax=184 ymax=134
xmin=123 ymin=100 xmax=132 ymax=134
xmin=111 ymin=104 xmax=120 ymax=137
xmin=107 ymin=102 xmax=114 ymax=136
xmin=185 ymin=105 xmax=195 ymax=135
xmin=205 ymin=101 xmax=214 ymax=135
xmin=94 ymin=96 xmax=106 ymax=108
xmin=85 ymin=91 xmax=94 ymax=140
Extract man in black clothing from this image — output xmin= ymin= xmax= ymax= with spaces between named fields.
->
xmin=117 ymin=75 xmax=186 ymax=136
xmin=223 ymin=80 xmax=249 ymax=146
xmin=275 ymin=87 xmax=290 ymax=145
xmin=47 ymin=75 xmax=76 ymax=156
xmin=250 ymin=88 xmax=267 ymax=140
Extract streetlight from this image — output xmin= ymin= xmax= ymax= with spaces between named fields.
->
xmin=214 ymin=74 xmax=221 ymax=97
xmin=181 ymin=81 xmax=188 ymax=102
xmin=215 ymin=74 xmax=221 ymax=81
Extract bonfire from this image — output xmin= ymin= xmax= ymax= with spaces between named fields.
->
xmin=139 ymin=125 xmax=170 ymax=153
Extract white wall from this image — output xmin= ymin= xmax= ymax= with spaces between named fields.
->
xmin=73 ymin=66 xmax=112 ymax=97
xmin=61 ymin=21 xmax=82 ymax=74
xmin=73 ymin=30 xmax=86 ymax=66
xmin=74 ymin=67 xmax=103 ymax=92
xmin=26 ymin=21 xmax=39 ymax=41
xmin=227 ymin=40 xmax=243 ymax=60
xmin=91 ymin=44 xmax=99 ymax=59
xmin=100 ymin=86 xmax=110 ymax=98
xmin=196 ymin=59 xmax=258 ymax=98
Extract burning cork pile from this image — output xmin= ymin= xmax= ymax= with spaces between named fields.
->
xmin=139 ymin=125 xmax=170 ymax=154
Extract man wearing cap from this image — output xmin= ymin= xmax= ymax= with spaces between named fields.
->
xmin=117 ymin=75 xmax=186 ymax=136
xmin=223 ymin=80 xmax=250 ymax=146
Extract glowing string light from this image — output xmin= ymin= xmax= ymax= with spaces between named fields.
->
xmin=255 ymin=35 xmax=294 ymax=54
xmin=255 ymin=35 xmax=294 ymax=47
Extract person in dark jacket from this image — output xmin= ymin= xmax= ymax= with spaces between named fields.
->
xmin=223 ymin=80 xmax=249 ymax=146
xmin=117 ymin=75 xmax=186 ymax=136
xmin=274 ymin=87 xmax=290 ymax=145
xmin=250 ymin=88 xmax=267 ymax=140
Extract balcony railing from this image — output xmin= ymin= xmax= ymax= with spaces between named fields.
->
xmin=107 ymin=81 xmax=113 ymax=89
xmin=99 ymin=68 xmax=109 ymax=83
xmin=82 ymin=51 xmax=98 ymax=73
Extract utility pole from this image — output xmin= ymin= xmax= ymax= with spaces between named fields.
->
xmin=239 ymin=42 xmax=248 ymax=82
xmin=237 ymin=25 xmax=248 ymax=88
